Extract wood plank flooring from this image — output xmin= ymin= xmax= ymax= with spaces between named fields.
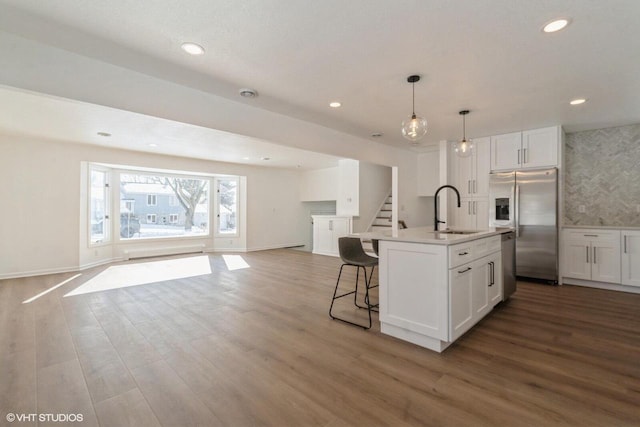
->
xmin=1 ymin=249 xmax=639 ymax=426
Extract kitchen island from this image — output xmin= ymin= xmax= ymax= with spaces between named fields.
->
xmin=355 ymin=227 xmax=504 ymax=352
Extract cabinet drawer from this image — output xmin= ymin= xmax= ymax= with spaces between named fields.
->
xmin=448 ymin=243 xmax=474 ymax=268
xmin=564 ymin=229 xmax=620 ymax=244
xmin=474 ymin=236 xmax=501 ymax=258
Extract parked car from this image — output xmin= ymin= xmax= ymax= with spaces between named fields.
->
xmin=120 ymin=213 xmax=141 ymax=238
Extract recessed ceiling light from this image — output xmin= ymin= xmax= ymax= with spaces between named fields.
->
xmin=242 ymin=157 xmax=250 ymax=160
xmin=261 ymin=157 xmax=270 ymax=161
xmin=181 ymin=42 xmax=205 ymax=55
xmin=96 ymin=131 xmax=111 ymax=137
xmin=239 ymin=88 xmax=258 ymax=98
xmin=371 ymin=132 xmax=383 ymax=138
xmin=148 ymin=143 xmax=158 ymax=147
xmin=543 ymin=19 xmax=570 ymax=33
xmin=329 ymin=101 xmax=341 ymax=108
xmin=570 ymin=98 xmax=587 ymax=105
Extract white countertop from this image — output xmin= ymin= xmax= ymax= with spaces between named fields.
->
xmin=352 ymin=227 xmax=503 ymax=245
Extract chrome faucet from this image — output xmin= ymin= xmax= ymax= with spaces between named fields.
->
xmin=434 ymin=185 xmax=461 ymax=231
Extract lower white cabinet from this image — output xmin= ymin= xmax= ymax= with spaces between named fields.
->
xmin=563 ymin=229 xmax=621 ymax=284
xmin=449 ymin=250 xmax=501 ymax=341
xmin=621 ymin=230 xmax=640 ymax=287
xmin=312 ymin=215 xmax=352 ymax=257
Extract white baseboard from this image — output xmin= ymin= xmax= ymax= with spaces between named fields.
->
xmin=0 ymin=265 xmax=80 ymax=280
xmin=562 ymin=278 xmax=640 ymax=294
xmin=208 ymin=247 xmax=247 ymax=253
xmin=78 ymin=257 xmax=124 ymax=271
xmin=246 ymin=243 xmax=305 ymax=252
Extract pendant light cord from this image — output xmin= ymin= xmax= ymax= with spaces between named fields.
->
xmin=412 ymin=82 xmax=416 ymax=116
xmin=463 ymin=113 xmax=466 ymax=140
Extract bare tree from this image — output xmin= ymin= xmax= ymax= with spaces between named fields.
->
xmin=163 ymin=178 xmax=207 ymax=231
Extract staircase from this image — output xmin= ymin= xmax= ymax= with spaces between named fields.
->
xmin=362 ymin=194 xmax=393 ymax=255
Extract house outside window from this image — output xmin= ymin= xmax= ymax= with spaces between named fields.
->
xmin=147 ymin=194 xmax=157 ymax=206
xmin=147 ymin=214 xmax=157 ymax=223
xmin=169 ymin=214 xmax=179 ymax=223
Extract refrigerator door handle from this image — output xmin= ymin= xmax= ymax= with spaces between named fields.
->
xmin=586 ymin=246 xmax=589 ymax=263
xmin=624 ymin=236 xmax=627 ymax=253
xmin=515 ymin=184 xmax=520 ymax=237
xmin=593 ymin=246 xmax=597 ymax=264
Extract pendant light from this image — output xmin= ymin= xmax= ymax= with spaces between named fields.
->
xmin=454 ymin=110 xmax=474 ymax=158
xmin=401 ymin=75 xmax=428 ymax=143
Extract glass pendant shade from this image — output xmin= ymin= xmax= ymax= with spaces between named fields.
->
xmin=402 ymin=114 xmax=428 ymax=142
xmin=454 ymin=110 xmax=473 ymax=157
xmin=454 ymin=138 xmax=474 ymax=157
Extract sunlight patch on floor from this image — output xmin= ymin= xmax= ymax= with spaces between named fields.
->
xmin=64 ymin=256 xmax=212 ymax=297
xmin=22 ymin=273 xmax=83 ymax=304
xmin=222 ymin=254 xmax=251 ymax=271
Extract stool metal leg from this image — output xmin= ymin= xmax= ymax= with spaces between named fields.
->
xmin=329 ymin=264 xmax=373 ymax=330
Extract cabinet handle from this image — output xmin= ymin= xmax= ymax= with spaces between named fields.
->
xmin=458 ymin=267 xmax=472 ymax=274
xmin=488 ymin=261 xmax=494 ymax=286
xmin=473 ymin=180 xmax=477 ymax=194
xmin=517 ymin=149 xmax=521 ymax=164
xmin=583 ymin=234 xmax=598 ymax=237
xmin=468 ymin=201 xmax=471 ymax=215
xmin=586 ymin=246 xmax=589 ymax=263
xmin=468 ymin=180 xmax=471 ymax=194
xmin=473 ymin=201 xmax=477 ymax=215
xmin=329 ymin=220 xmax=333 ymax=231
xmin=459 ymin=251 xmax=469 ymax=256
xmin=624 ymin=236 xmax=627 ymax=254
xmin=593 ymin=246 xmax=597 ymax=264
xmin=524 ymin=148 xmax=528 ymax=164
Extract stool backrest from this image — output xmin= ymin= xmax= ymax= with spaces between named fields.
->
xmin=338 ymin=237 xmax=368 ymax=264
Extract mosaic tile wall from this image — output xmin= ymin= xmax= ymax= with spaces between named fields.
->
xmin=564 ymin=123 xmax=640 ymax=226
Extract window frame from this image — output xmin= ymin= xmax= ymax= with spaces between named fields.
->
xmin=88 ymin=165 xmax=111 ymax=247
xmin=214 ymin=176 xmax=240 ymax=238
xmin=147 ymin=194 xmax=157 ymax=206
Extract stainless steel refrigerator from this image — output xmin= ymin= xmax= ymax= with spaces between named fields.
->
xmin=489 ymin=168 xmax=558 ymax=283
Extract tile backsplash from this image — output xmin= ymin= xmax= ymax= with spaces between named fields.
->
xmin=564 ymin=123 xmax=640 ymax=226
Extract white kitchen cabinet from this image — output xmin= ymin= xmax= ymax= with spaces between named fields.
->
xmin=451 ymin=199 xmax=489 ymax=231
xmin=490 ymin=126 xmax=559 ymax=171
xmin=451 ymin=137 xmax=490 ymax=198
xmin=312 ymin=215 xmax=352 ymax=257
xmin=337 ymin=159 xmax=359 ymax=216
xmin=621 ymin=230 xmax=640 ymax=287
xmin=563 ymin=229 xmax=621 ymax=284
xmin=417 ymin=149 xmax=440 ymax=196
xmin=449 ymin=249 xmax=501 ymax=341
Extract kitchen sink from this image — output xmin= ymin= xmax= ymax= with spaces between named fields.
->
xmin=437 ymin=230 xmax=479 ymax=235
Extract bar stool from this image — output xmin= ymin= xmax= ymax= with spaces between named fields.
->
xmin=329 ymin=237 xmax=379 ymax=329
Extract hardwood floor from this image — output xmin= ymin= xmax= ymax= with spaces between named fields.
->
xmin=1 ymin=249 xmax=639 ymax=426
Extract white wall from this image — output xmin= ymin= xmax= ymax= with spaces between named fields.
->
xmin=0 ymin=134 xmax=310 ymax=278
xmin=353 ymin=163 xmax=392 ymax=233
xmin=299 ymin=167 xmax=338 ymax=201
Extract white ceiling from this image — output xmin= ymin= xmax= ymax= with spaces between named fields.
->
xmin=0 ymin=0 xmax=639 ymax=159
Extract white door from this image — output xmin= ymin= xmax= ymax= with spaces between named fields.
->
xmin=522 ymin=127 xmax=558 ymax=169
xmin=563 ymin=239 xmax=592 ymax=280
xmin=472 ymin=258 xmax=491 ymax=319
xmin=591 ymin=242 xmax=621 ymax=284
xmin=449 ymin=264 xmax=474 ymax=341
xmin=488 ymin=253 xmax=503 ymax=306
xmin=622 ymin=231 xmax=640 ymax=287
xmin=491 ymin=132 xmax=522 ymax=171
xmin=315 ymin=218 xmax=333 ymax=255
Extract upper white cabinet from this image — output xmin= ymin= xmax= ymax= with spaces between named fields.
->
xmin=621 ymin=230 xmax=640 ymax=287
xmin=563 ymin=229 xmax=621 ymax=284
xmin=337 ymin=159 xmax=359 ymax=216
xmin=417 ymin=149 xmax=440 ymax=196
xmin=490 ymin=126 xmax=560 ymax=171
xmin=451 ymin=137 xmax=490 ymax=198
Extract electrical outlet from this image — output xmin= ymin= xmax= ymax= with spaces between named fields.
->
xmin=578 ymin=205 xmax=586 ymax=213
